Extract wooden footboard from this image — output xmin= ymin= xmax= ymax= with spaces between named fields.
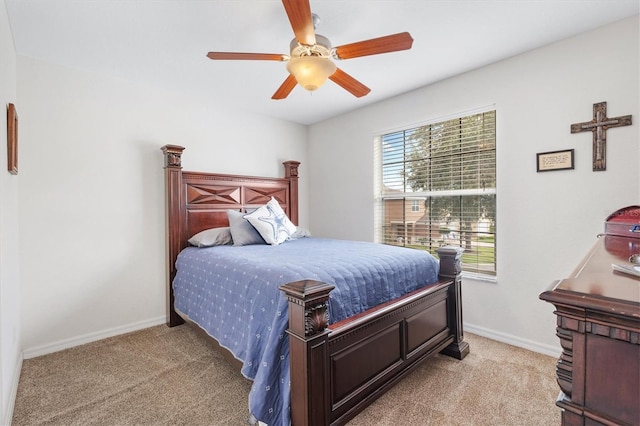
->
xmin=280 ymin=247 xmax=468 ymax=426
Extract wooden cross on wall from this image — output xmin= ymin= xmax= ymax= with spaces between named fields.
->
xmin=571 ymin=101 xmax=632 ymax=171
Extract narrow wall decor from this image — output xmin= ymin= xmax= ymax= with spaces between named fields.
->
xmin=537 ymin=149 xmax=574 ymax=172
xmin=7 ymin=103 xmax=17 ymax=175
xmin=570 ymin=101 xmax=632 ymax=171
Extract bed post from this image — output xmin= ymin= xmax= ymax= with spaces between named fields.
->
xmin=161 ymin=144 xmax=186 ymax=327
xmin=280 ymin=280 xmax=335 ymax=426
xmin=283 ymin=160 xmax=300 ymax=225
xmin=436 ymin=246 xmax=470 ymax=360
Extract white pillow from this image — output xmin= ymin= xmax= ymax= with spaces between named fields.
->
xmin=289 ymin=227 xmax=311 ymax=239
xmin=244 ymin=197 xmax=297 ymax=245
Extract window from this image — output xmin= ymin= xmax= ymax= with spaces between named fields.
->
xmin=375 ymin=110 xmax=496 ymax=277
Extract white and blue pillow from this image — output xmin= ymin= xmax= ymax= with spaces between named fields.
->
xmin=244 ymin=197 xmax=297 ymax=245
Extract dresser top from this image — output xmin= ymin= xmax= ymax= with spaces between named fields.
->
xmin=540 ymin=207 xmax=640 ymax=318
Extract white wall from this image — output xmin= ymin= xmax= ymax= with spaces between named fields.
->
xmin=307 ymin=16 xmax=639 ymax=355
xmin=17 ymin=56 xmax=308 ymax=356
xmin=0 ymin=0 xmax=21 ymax=423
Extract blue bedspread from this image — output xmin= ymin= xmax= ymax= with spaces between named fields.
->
xmin=173 ymin=237 xmax=439 ymax=425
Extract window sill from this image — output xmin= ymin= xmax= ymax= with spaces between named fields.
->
xmin=461 ymin=271 xmax=497 ymax=283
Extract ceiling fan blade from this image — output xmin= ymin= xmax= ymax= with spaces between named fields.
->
xmin=333 ymin=32 xmax=414 ymax=60
xmin=282 ymin=0 xmax=316 ymax=46
xmin=329 ymin=68 xmax=371 ymax=98
xmin=272 ymin=74 xmax=298 ymax=100
xmin=207 ymin=52 xmax=286 ymax=61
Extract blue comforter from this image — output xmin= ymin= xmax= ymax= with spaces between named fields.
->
xmin=173 ymin=237 xmax=439 ymax=425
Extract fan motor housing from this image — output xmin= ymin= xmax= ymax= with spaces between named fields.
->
xmin=289 ymin=34 xmax=333 ymax=58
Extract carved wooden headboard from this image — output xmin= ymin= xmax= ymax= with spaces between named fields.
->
xmin=161 ymin=145 xmax=300 ymax=325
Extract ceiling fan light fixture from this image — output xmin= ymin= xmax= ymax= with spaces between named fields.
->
xmin=207 ymin=5 xmax=412 ymax=100
xmin=286 ymin=56 xmax=336 ymax=92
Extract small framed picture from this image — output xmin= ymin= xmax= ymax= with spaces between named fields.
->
xmin=7 ymin=103 xmax=17 ymax=175
xmin=537 ymin=149 xmax=574 ymax=172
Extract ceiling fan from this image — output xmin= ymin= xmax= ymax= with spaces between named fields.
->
xmin=206 ymin=0 xmax=414 ymax=100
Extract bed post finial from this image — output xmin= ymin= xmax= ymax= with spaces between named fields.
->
xmin=436 ymin=246 xmax=469 ymax=360
xmin=283 ymin=160 xmax=300 ymax=178
xmin=161 ymin=145 xmax=185 ymax=168
xmin=436 ymin=246 xmax=464 ymax=279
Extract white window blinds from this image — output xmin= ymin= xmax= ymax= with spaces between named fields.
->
xmin=375 ymin=110 xmax=496 ymax=277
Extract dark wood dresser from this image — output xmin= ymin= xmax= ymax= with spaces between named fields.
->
xmin=540 ymin=206 xmax=640 ymax=426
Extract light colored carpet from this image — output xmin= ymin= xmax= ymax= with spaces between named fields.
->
xmin=12 ymin=325 xmax=560 ymax=425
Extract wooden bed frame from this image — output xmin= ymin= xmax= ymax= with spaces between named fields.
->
xmin=161 ymin=145 xmax=469 ymax=425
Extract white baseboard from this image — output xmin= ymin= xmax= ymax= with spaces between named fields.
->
xmin=464 ymin=322 xmax=561 ymax=358
xmin=3 ymin=351 xmax=23 ymax=426
xmin=23 ymin=316 xmax=167 ymax=359
xmin=21 ymin=319 xmax=559 ymax=360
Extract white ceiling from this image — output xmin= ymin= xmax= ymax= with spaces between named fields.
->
xmin=5 ymin=1 xmax=639 ymax=125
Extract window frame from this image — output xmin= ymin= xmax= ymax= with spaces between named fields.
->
xmin=374 ymin=108 xmax=497 ymax=279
